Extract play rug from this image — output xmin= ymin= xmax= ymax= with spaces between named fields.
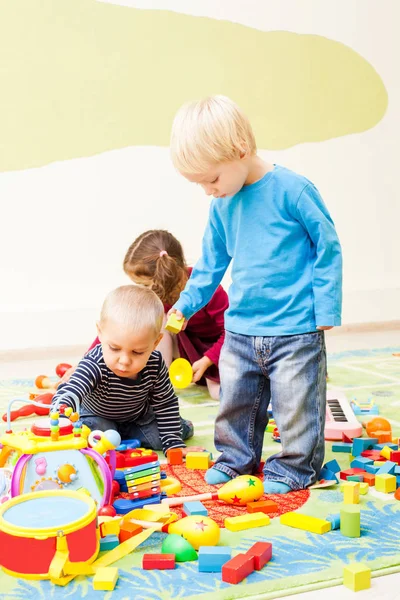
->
xmin=0 ymin=346 xmax=400 ymax=599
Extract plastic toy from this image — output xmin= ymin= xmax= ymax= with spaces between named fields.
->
xmin=162 ymin=474 xmax=264 ymax=507
xmin=325 ymin=390 xmax=363 ymax=440
xmin=350 ymin=396 xmax=379 ymax=416
xmin=167 ymin=515 xmax=220 ymax=550
xmin=365 ymin=416 xmax=392 ymax=437
xmin=0 ymin=396 xmax=120 ymax=507
xmin=169 ymin=358 xmax=193 ymax=388
xmin=0 ymin=468 xmax=12 ymax=504
xmin=2 ymin=392 xmax=54 ymax=423
xmin=0 ymin=490 xmax=99 ymax=579
xmin=161 ymin=533 xmax=198 ymax=561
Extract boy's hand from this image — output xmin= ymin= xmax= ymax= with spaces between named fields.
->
xmin=181 ymin=446 xmax=207 ymax=456
xmin=192 ymin=356 xmax=213 ymax=383
xmin=167 ymin=308 xmax=188 ymax=331
xmin=317 ymin=326 xmax=334 ymax=331
xmin=58 ymin=365 xmax=76 ymax=385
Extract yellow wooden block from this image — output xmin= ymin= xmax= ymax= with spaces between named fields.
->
xmin=100 ymin=518 xmax=121 ymax=537
xmin=380 ymin=446 xmax=392 ymax=459
xmin=64 ymin=562 xmax=95 ymax=576
xmin=280 ymin=512 xmax=331 ymax=534
xmin=165 ymin=313 xmax=184 ymax=334
xmin=343 ymin=563 xmax=371 ymax=592
xmin=185 ymin=452 xmax=210 ymax=470
xmin=359 ymin=482 xmax=369 ymax=495
xmin=375 ymin=473 xmax=396 ymax=493
xmin=93 ymin=567 xmax=119 ymax=591
xmin=225 ymin=512 xmax=270 ymax=532
xmin=349 ymin=455 xmax=355 ymax=463
xmin=374 ymin=461 xmax=386 ymax=467
xmin=342 ymin=481 xmax=360 ymax=504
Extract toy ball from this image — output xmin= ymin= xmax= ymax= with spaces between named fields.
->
xmin=366 ymin=417 xmax=391 ymax=437
xmin=35 ymin=375 xmax=52 ymax=389
xmin=218 ymin=475 xmax=264 ymax=505
xmin=161 ymin=533 xmax=198 ymax=561
xmin=98 ymin=504 xmax=117 ymax=517
xmin=111 ymin=480 xmax=120 ymax=497
xmin=55 ymin=363 xmax=72 ymax=378
xmin=168 ymin=515 xmax=220 ymax=550
xmin=394 ymin=487 xmax=400 ymax=501
xmin=169 ymin=358 xmax=193 ymax=389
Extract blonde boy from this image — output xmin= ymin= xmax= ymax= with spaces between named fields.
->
xmin=169 ymin=96 xmax=342 ymax=492
xmin=52 ymin=285 xmax=198 ymax=455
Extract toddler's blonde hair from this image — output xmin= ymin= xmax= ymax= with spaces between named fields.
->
xmin=100 ymin=285 xmax=164 ymax=339
xmin=170 ymin=95 xmax=257 ymax=174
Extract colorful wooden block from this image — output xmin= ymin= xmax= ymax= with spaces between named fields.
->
xmin=100 ymin=518 xmax=121 ymax=538
xmin=198 ymin=546 xmax=232 ymax=572
xmin=363 ymin=473 xmax=375 ymax=486
xmin=167 ymin=447 xmax=183 ymax=465
xmin=142 ymin=553 xmax=176 ymax=570
xmin=372 ymin=431 xmax=392 ymax=444
xmin=373 ymin=442 xmax=397 ymax=451
xmin=165 ymin=313 xmax=185 ymax=334
xmin=280 ymin=512 xmax=331 ymax=534
xmin=380 ymin=445 xmax=393 ymax=460
xmin=92 ymin=567 xmax=119 ymax=591
xmin=332 ymin=442 xmax=353 ymax=453
xmin=319 ymin=467 xmax=338 ymax=483
xmin=99 ymin=534 xmax=120 ymax=551
xmin=246 ymin=542 xmax=272 ymax=570
xmin=183 ymin=500 xmax=208 ymax=516
xmin=225 ymin=512 xmax=270 ymax=532
xmin=352 ymin=438 xmax=378 ymax=456
xmin=247 ymin=500 xmax=278 ymax=514
xmin=350 ymin=457 xmax=373 ymax=469
xmin=119 ymin=522 xmax=143 ymax=543
xmin=375 ymin=473 xmax=396 ymax=493
xmin=343 ymin=563 xmax=371 ymax=592
xmin=221 ymin=553 xmax=255 ymax=584
xmin=377 ymin=461 xmax=396 ymax=475
xmin=185 ymin=452 xmax=210 ymax=470
xmin=342 ymin=481 xmax=360 ymax=504
xmin=347 ymin=474 xmax=364 ymax=483
xmin=324 ymin=459 xmax=341 ymax=473
xmin=390 ymin=450 xmax=400 ymax=464
xmin=359 ymin=482 xmax=369 ymax=495
xmin=365 ymin=464 xmax=380 ymax=474
xmin=340 ymin=468 xmax=365 ymax=481
xmin=340 ymin=505 xmax=360 ymax=538
xmin=326 ymin=514 xmax=340 ymax=530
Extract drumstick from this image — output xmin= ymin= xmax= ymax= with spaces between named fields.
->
xmin=161 ymin=491 xmax=219 ymax=507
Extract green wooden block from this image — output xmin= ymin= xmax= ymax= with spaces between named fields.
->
xmin=340 ymin=505 xmax=360 ymax=538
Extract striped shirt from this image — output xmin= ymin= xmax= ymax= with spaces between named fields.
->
xmin=51 ymin=344 xmax=185 ymax=453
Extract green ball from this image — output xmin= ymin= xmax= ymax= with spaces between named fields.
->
xmin=161 ymin=533 xmax=198 ymax=562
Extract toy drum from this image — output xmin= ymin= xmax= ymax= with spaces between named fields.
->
xmin=0 ymin=490 xmax=99 ymax=579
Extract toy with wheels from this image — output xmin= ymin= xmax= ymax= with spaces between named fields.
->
xmin=0 ymin=490 xmax=99 ymax=579
xmin=0 ymin=395 xmax=121 ymax=507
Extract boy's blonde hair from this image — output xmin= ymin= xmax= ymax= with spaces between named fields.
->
xmin=170 ymin=95 xmax=257 ymax=174
xmin=100 ymin=285 xmax=164 ymax=339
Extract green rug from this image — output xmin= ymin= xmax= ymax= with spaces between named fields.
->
xmin=0 ymin=346 xmax=400 ymax=599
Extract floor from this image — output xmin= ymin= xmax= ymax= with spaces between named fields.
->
xmin=1 ymin=326 xmax=399 ymax=599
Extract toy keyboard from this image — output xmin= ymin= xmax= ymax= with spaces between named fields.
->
xmin=325 ymin=389 xmax=363 ymax=440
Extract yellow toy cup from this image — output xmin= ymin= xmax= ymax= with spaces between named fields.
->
xmin=169 ymin=359 xmax=193 ymax=389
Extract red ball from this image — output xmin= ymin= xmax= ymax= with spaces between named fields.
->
xmin=98 ymin=504 xmax=117 ymax=517
xmin=111 ymin=480 xmax=120 ymax=498
xmin=55 ymin=363 xmax=72 ymax=378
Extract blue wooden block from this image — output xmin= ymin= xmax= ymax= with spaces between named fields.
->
xmin=347 ymin=475 xmax=364 ymax=482
xmin=352 ymin=438 xmax=378 ymax=456
xmin=396 ymin=475 xmax=400 ymax=487
xmin=198 ymin=546 xmax=232 ymax=572
xmin=183 ymin=501 xmax=208 ymax=516
xmin=373 ymin=443 xmax=398 ymax=451
xmin=365 ymin=465 xmax=380 ymax=474
xmin=100 ymin=534 xmax=119 ymax=551
xmin=332 ymin=442 xmax=353 ymax=453
xmin=377 ymin=461 xmax=396 ymax=475
xmin=351 ymin=457 xmax=373 ymax=469
xmin=319 ymin=467 xmax=338 ymax=483
xmin=324 ymin=459 xmax=341 ymax=473
xmin=114 ymin=469 xmax=128 ymax=492
xmin=326 ymin=514 xmax=340 ymax=530
xmin=395 ymin=466 xmax=400 ymax=475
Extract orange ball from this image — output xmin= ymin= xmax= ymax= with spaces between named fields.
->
xmin=35 ymin=375 xmax=52 ymax=389
xmin=395 ymin=487 xmax=400 ymax=501
xmin=366 ymin=417 xmax=392 ymax=437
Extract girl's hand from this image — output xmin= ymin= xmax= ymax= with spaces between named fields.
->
xmin=192 ymin=356 xmax=213 ymax=383
xmin=317 ymin=326 xmax=334 ymax=331
xmin=181 ymin=446 xmax=207 ymax=456
xmin=167 ymin=308 xmax=188 ymax=331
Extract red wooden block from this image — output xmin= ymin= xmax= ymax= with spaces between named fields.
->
xmin=246 ymin=542 xmax=272 ymax=570
xmin=247 ymin=500 xmax=278 ymax=514
xmin=167 ymin=448 xmax=183 ymax=465
xmin=119 ymin=522 xmax=143 ymax=543
xmin=342 ymin=433 xmax=353 ymax=443
xmin=361 ymin=450 xmax=385 ymax=461
xmin=221 ymin=554 xmax=255 ymax=584
xmin=390 ymin=450 xmax=400 ymax=464
xmin=142 ymin=553 xmax=175 ymax=570
xmin=363 ymin=473 xmax=375 ymax=486
xmin=340 ymin=468 xmax=366 ymax=481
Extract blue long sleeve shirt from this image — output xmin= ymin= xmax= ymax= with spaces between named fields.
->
xmin=175 ymin=165 xmax=342 ymax=336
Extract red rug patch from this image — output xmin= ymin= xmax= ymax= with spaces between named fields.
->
xmin=160 ymin=464 xmax=310 ymax=527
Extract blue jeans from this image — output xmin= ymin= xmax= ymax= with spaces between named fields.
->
xmin=212 ymin=330 xmax=327 ymax=489
xmin=80 ymin=406 xmax=194 ymax=452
